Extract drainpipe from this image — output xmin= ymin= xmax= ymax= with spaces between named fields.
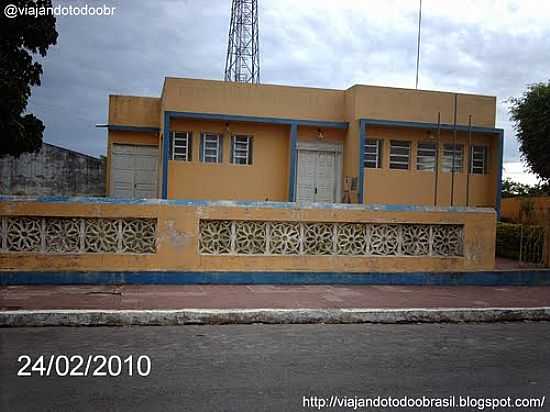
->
xmin=434 ymin=112 xmax=440 ymax=207
xmin=451 ymin=94 xmax=457 ymax=207
xmin=466 ymin=114 xmax=472 ymax=207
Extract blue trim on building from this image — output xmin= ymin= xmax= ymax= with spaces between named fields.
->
xmin=101 ymin=125 xmax=160 ymax=133
xmin=361 ymin=118 xmax=503 ymax=135
xmin=166 ymin=110 xmax=348 ymax=129
xmin=162 ymin=112 xmax=171 ymax=199
xmin=160 ymin=111 xmax=346 ymax=201
xmin=496 ymin=130 xmax=504 ymax=219
xmin=1 ymin=270 xmax=549 ymax=286
xmin=358 ymin=119 xmax=367 ymax=204
xmin=0 ymin=195 xmax=496 ymax=213
xmin=288 ymin=123 xmax=298 ymax=201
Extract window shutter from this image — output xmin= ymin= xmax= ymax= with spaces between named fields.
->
xmin=169 ymin=131 xmax=174 ymax=160
xmin=199 ymin=133 xmax=204 ymax=162
xmin=218 ymin=135 xmax=223 ymax=163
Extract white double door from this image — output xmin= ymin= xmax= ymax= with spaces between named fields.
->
xmin=110 ymin=144 xmax=158 ymax=199
xmin=296 ymin=145 xmax=341 ymax=203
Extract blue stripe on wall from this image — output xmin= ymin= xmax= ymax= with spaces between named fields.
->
xmin=0 ymin=195 xmax=497 ymax=213
xmin=1 ymin=270 xmax=549 ymax=286
xmin=167 ymin=111 xmax=348 ymax=129
xmin=362 ymin=118 xmax=503 ymax=135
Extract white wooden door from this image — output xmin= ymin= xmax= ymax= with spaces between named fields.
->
xmin=316 ymin=152 xmax=336 ymax=202
xmin=296 ymin=150 xmax=337 ymax=203
xmin=296 ymin=151 xmax=317 ymax=202
xmin=110 ymin=145 xmax=158 ymax=199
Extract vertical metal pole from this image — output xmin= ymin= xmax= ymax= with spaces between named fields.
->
xmin=519 ymin=224 xmax=524 ymax=266
xmin=415 ymin=0 xmax=422 ymax=89
xmin=543 ymin=210 xmax=550 ymax=268
xmin=466 ymin=114 xmax=472 ymax=207
xmin=162 ymin=112 xmax=171 ymax=199
xmin=358 ymin=120 xmax=366 ymax=204
xmin=434 ymin=112 xmax=440 ymax=206
xmin=451 ymin=94 xmax=457 ymax=206
xmin=495 ymin=130 xmax=504 ymax=218
xmin=288 ymin=123 xmax=298 ymax=202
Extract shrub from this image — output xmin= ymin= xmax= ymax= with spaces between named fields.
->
xmin=496 ymin=222 xmax=544 ymax=263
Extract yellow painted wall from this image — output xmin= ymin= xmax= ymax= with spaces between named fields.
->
xmin=162 ymin=77 xmax=346 ymax=122
xmin=363 ymin=126 xmax=497 ymax=207
xmin=351 ymin=85 xmax=496 ymax=126
xmin=167 ymin=119 xmax=290 ymax=201
xmin=296 ymin=125 xmax=345 ymax=145
xmin=108 ymin=95 xmax=161 ymax=127
xmin=0 ymin=200 xmax=496 ymax=272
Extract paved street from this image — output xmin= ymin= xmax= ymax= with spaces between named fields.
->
xmin=1 ymin=323 xmax=549 ymax=411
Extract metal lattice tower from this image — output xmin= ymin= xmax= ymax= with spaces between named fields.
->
xmin=224 ymin=0 xmax=260 ymax=83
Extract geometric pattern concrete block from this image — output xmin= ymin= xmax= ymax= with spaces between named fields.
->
xmin=199 ymin=220 xmax=463 ymax=257
xmin=0 ymin=216 xmax=156 ymax=254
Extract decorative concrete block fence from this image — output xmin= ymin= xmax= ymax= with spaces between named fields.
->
xmin=0 ymin=197 xmax=496 ymax=272
xmin=199 ymin=220 xmax=464 ymax=257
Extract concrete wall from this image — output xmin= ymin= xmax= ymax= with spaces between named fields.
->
xmin=0 ymin=199 xmax=496 ymax=272
xmin=0 ymin=144 xmax=104 ymax=197
xmin=501 ymin=197 xmax=550 ymax=224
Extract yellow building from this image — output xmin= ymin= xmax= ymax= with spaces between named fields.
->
xmin=104 ymin=77 xmax=503 ymax=214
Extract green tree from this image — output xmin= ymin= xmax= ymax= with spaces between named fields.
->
xmin=0 ymin=0 xmax=58 ymax=156
xmin=501 ymin=178 xmax=530 ymax=198
xmin=501 ymin=178 xmax=550 ymax=198
xmin=509 ymin=81 xmax=550 ymax=182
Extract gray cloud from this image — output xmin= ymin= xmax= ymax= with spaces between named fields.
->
xmin=27 ymin=0 xmax=550 ymax=165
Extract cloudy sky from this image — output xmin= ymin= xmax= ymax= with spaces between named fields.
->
xmin=28 ymin=0 xmax=549 ymax=184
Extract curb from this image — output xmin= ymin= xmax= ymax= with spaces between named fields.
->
xmin=1 ymin=307 xmax=550 ymax=327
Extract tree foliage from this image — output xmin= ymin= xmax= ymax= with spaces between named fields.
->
xmin=0 ymin=0 xmax=58 ymax=156
xmin=501 ymin=178 xmax=550 ymax=198
xmin=509 ymin=81 xmax=550 ymax=182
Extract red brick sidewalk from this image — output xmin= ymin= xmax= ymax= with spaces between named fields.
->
xmin=2 ymin=285 xmax=550 ymax=310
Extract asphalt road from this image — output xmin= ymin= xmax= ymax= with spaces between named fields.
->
xmin=1 ymin=323 xmax=549 ymax=411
